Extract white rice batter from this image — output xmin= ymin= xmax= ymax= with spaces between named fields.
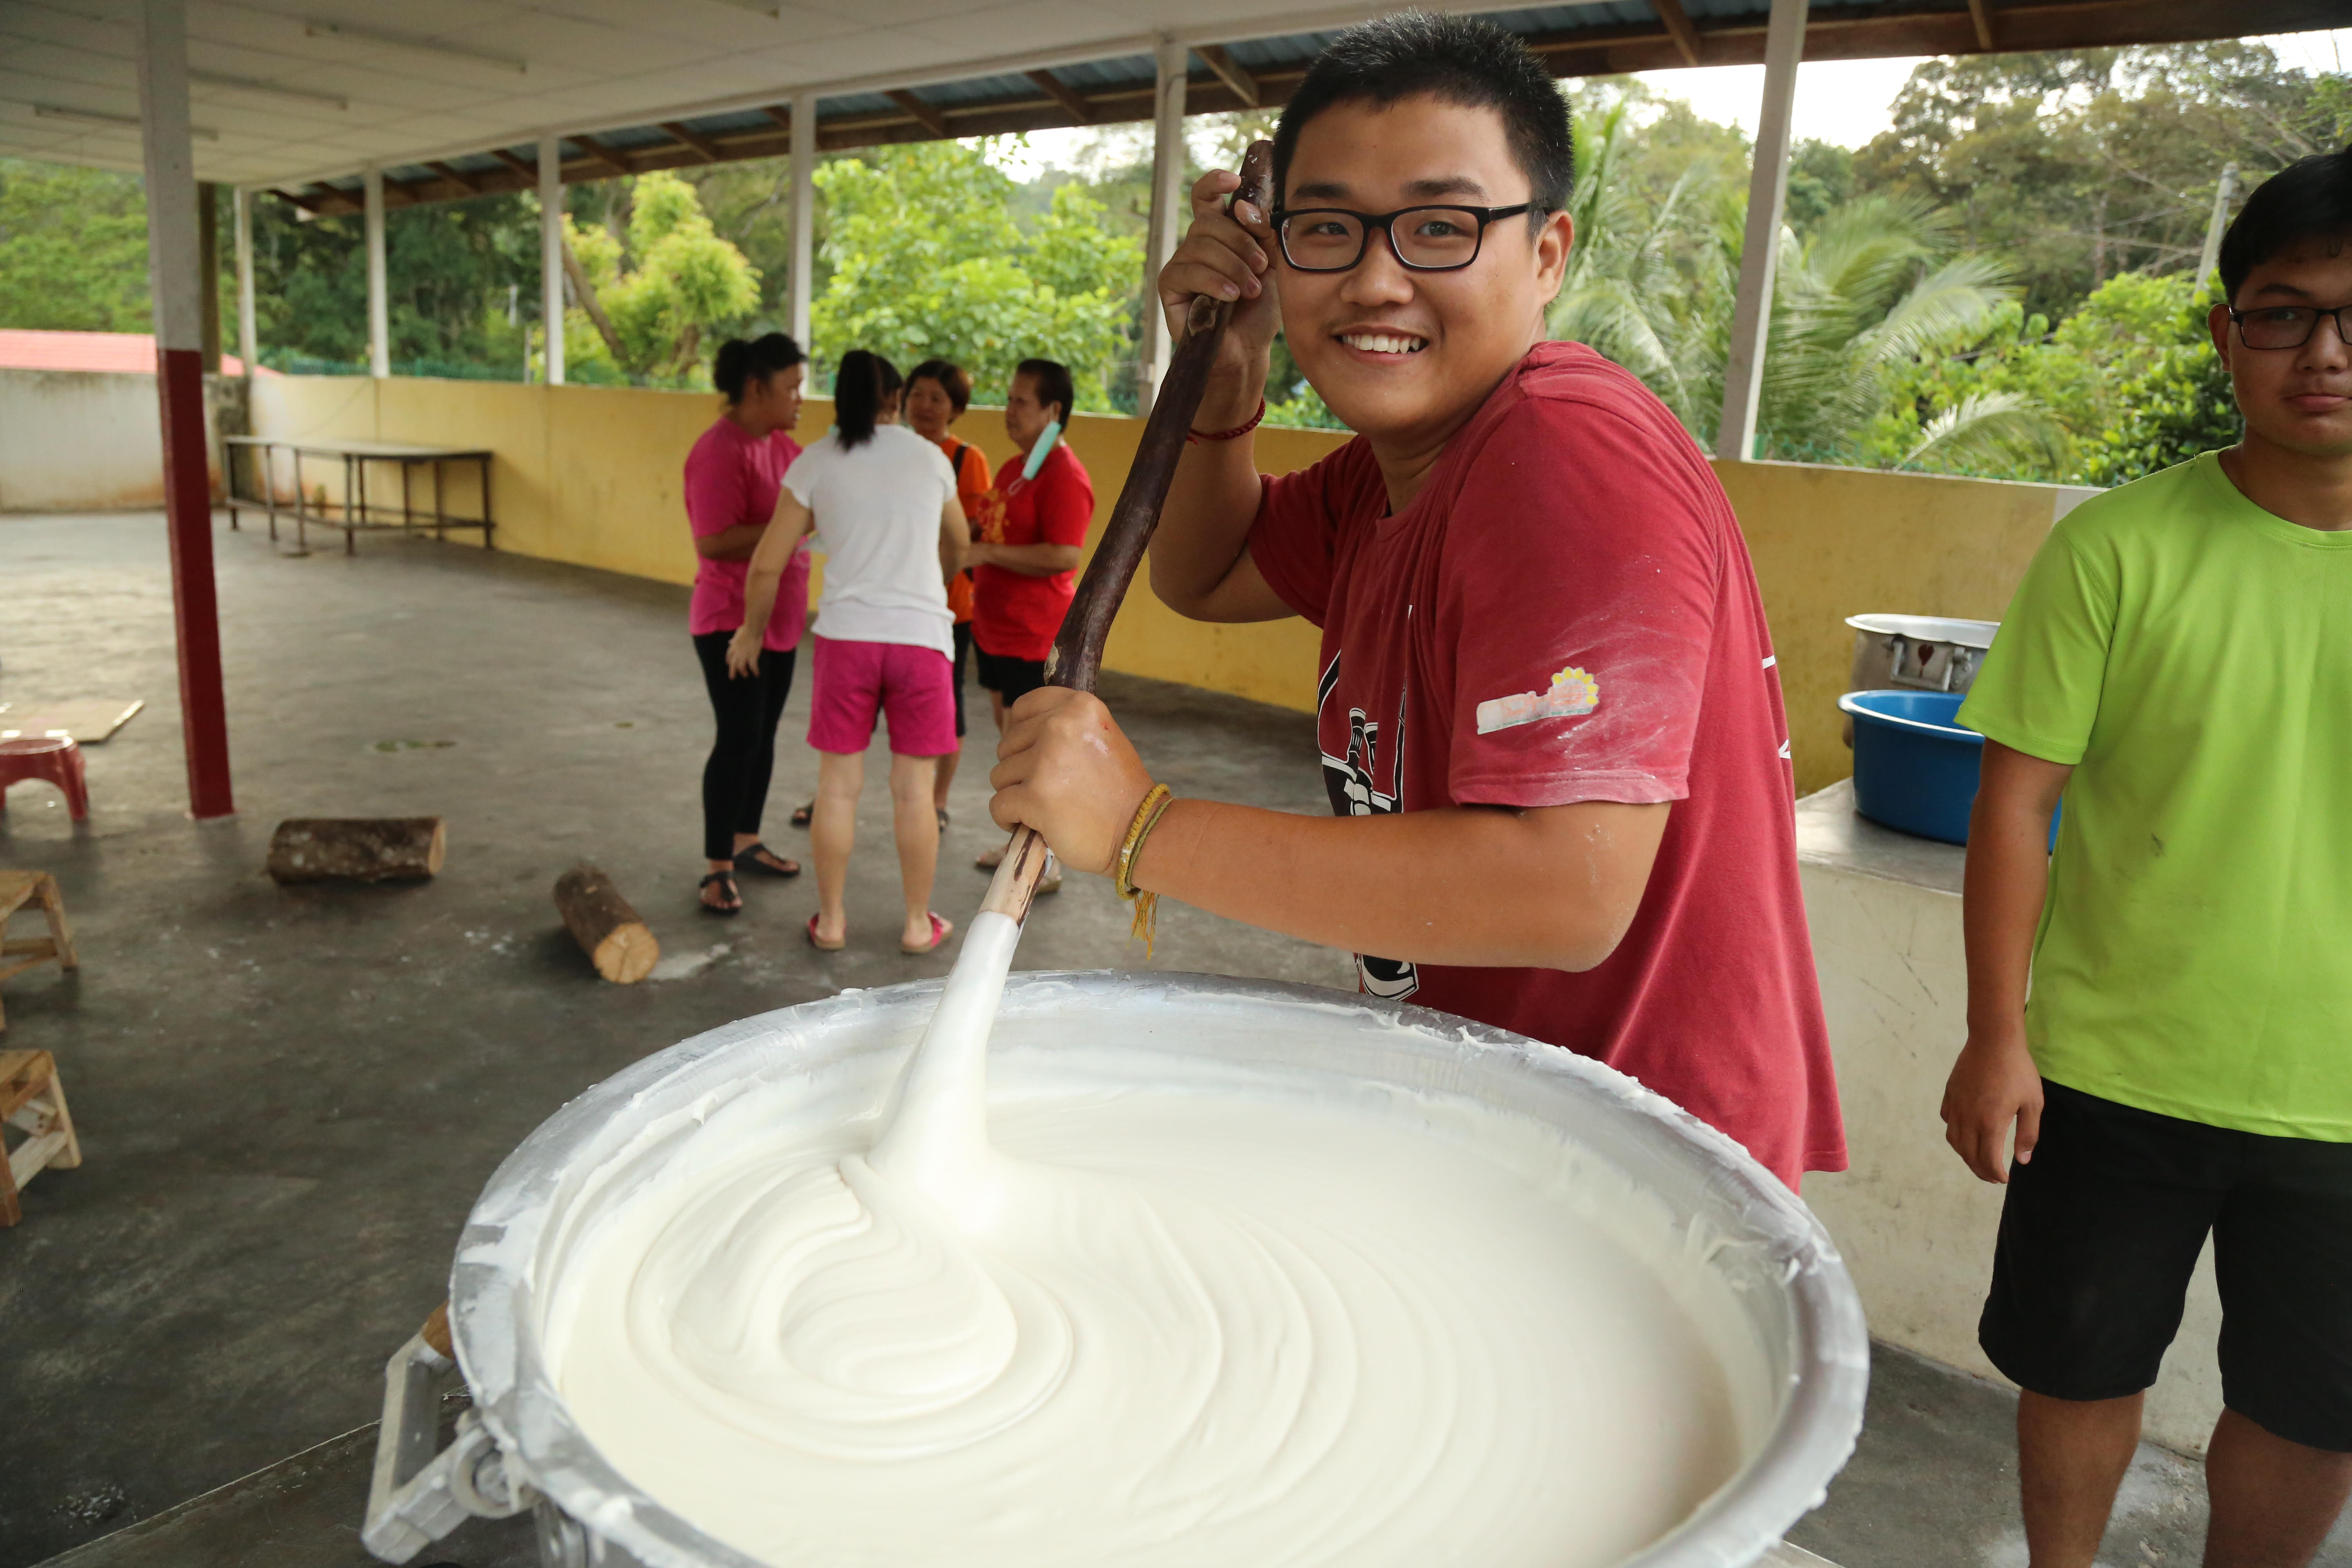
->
xmin=544 ymin=914 xmax=1764 ymax=1567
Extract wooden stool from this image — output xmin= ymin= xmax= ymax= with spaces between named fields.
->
xmin=0 ymin=870 xmax=78 ymax=1032
xmin=0 ymin=736 xmax=89 ymax=820
xmin=0 ymin=1050 xmax=82 ymax=1225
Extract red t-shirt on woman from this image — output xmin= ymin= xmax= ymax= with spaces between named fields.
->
xmin=975 ymin=441 xmax=1093 ymax=662
xmin=684 ymin=416 xmax=808 ymax=651
xmin=1245 ymin=342 xmax=1844 ymax=1188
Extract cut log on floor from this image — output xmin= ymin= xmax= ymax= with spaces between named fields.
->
xmin=554 ymin=863 xmax=659 ymax=984
xmin=267 ymin=818 xmax=446 ymax=883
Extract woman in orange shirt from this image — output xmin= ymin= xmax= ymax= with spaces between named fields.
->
xmin=904 ymin=359 xmax=998 ymax=828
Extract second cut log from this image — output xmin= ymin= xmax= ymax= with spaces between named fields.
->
xmin=554 ymin=863 xmax=659 ymax=984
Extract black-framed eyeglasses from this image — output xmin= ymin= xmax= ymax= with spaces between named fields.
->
xmin=1271 ymin=203 xmax=1539 ymax=273
xmin=2229 ymin=304 xmax=2352 ymax=351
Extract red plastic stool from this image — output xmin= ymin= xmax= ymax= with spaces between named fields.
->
xmin=0 ymin=737 xmax=89 ymax=820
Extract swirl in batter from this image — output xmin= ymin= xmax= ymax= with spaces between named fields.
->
xmin=546 ymin=915 xmax=1760 ymax=1567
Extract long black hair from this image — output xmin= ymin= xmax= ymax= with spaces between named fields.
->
xmin=712 ymin=332 xmax=804 ymax=404
xmin=834 ymin=349 xmax=886 ymax=449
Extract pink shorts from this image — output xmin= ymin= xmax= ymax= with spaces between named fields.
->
xmin=807 ymin=636 xmax=958 ymax=757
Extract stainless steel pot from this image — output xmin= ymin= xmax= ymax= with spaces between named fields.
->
xmin=365 ymin=971 xmax=1868 ymax=1568
xmin=1845 ymin=614 xmax=1997 ymax=697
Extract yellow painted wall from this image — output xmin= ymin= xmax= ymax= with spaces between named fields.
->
xmin=250 ymin=376 xmax=2076 ymax=795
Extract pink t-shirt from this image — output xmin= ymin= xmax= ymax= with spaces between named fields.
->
xmin=1247 ymin=341 xmax=1844 ymax=1187
xmin=685 ymin=417 xmax=809 ymax=651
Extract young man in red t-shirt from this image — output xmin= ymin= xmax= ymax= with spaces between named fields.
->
xmin=988 ymin=13 xmax=1842 ymax=1186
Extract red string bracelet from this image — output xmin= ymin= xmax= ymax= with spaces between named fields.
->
xmin=1187 ymin=398 xmax=1267 ymax=445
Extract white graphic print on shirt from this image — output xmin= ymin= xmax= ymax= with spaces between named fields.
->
xmin=1316 ymin=650 xmax=1419 ymax=1002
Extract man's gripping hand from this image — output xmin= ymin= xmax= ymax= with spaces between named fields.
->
xmin=1158 ymin=169 xmax=1280 ymax=414
xmin=989 ymin=689 xmax=1156 ymax=878
xmin=1940 ymin=1027 xmax=2044 ymax=1184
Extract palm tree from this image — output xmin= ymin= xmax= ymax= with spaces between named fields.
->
xmin=1551 ymin=114 xmax=2067 ymax=477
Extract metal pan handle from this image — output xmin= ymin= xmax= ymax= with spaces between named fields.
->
xmin=361 ymin=1305 xmax=533 ymax=1563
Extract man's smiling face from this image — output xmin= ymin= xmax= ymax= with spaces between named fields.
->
xmin=1275 ymin=94 xmax=1572 ymax=452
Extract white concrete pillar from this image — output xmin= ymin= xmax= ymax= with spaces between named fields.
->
xmin=539 ymin=134 xmax=566 ymax=385
xmin=1138 ymin=37 xmax=1189 ymax=416
xmin=134 ymin=0 xmax=235 ymax=817
xmin=789 ymin=92 xmax=816 ymax=354
xmin=233 ymin=185 xmax=257 ymax=372
xmin=1715 ymin=0 xmax=1807 ymax=464
xmin=363 ymin=165 xmax=389 ymax=377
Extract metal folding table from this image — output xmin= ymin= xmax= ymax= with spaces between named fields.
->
xmin=224 ymin=437 xmax=495 ymax=555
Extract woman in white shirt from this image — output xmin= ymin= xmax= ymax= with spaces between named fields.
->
xmin=733 ymin=350 xmax=967 ymax=954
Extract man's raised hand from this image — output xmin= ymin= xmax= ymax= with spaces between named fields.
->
xmin=1158 ymin=168 xmax=1280 ymax=403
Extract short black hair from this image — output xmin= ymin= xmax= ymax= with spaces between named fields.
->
xmin=1272 ymin=11 xmax=1573 ymax=218
xmin=2219 ymin=147 xmax=2352 ymax=302
xmin=909 ymin=358 xmax=971 ymax=414
xmin=1014 ymin=357 xmax=1074 ymax=425
xmin=712 ymin=332 xmax=804 ymax=403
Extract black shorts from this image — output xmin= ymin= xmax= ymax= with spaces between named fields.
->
xmin=974 ymin=646 xmax=1046 ymax=705
xmin=1980 ymin=1079 xmax=2352 ymax=1450
xmin=950 ymin=621 xmax=971 ymax=739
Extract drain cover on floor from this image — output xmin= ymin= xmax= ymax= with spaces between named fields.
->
xmin=368 ymin=739 xmax=459 ymax=753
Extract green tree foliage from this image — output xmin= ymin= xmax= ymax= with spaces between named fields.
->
xmin=248 ymin=190 xmax=541 ymax=374
xmin=1553 ymin=98 xmax=2065 ymax=474
xmin=0 ymin=159 xmax=154 ymax=332
xmin=1855 ymin=43 xmax=2334 ymax=321
xmin=562 ymin=171 xmax=761 ymax=385
xmin=809 ymin=141 xmax=1140 ymax=409
xmin=2078 ymin=277 xmax=2239 ymax=484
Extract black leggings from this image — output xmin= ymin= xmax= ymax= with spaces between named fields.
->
xmin=694 ymin=631 xmax=797 ymax=863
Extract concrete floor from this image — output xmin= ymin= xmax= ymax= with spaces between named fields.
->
xmin=4 ymin=512 xmax=2343 ymax=1568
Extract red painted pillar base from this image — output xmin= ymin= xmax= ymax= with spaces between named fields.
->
xmin=158 ymin=346 xmax=234 ymax=818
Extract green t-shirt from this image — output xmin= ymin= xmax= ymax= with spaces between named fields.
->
xmin=1960 ymin=450 xmax=2352 ymax=1140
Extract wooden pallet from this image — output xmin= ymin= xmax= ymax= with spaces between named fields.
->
xmin=0 ymin=869 xmax=77 ymax=1033
xmin=1 ymin=1049 xmax=81 ymax=1225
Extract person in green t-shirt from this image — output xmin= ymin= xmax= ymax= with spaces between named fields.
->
xmin=1942 ymin=151 xmax=2352 ymax=1568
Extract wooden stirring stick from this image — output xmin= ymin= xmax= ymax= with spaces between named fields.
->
xmin=980 ymin=140 xmax=1276 ymax=927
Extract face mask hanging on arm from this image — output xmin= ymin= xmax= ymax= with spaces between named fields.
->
xmin=1021 ymin=419 xmax=1062 ymax=482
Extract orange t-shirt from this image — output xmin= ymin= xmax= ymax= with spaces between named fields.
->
xmin=935 ymin=436 xmax=997 ymax=625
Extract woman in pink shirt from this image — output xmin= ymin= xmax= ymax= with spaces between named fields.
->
xmin=686 ymin=333 xmax=810 ymax=915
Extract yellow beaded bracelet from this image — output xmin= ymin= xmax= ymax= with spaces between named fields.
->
xmin=1114 ymin=784 xmax=1175 ymax=953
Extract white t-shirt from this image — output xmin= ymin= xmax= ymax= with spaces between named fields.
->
xmin=783 ymin=424 xmax=958 ymax=658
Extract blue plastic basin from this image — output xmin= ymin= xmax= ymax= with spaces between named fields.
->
xmin=1837 ymin=689 xmax=2058 ymax=848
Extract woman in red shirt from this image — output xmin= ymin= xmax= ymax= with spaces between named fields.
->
xmin=684 ymin=333 xmax=809 ymax=914
xmin=969 ymin=358 xmax=1092 ymax=881
xmin=905 ymin=359 xmax=999 ymax=826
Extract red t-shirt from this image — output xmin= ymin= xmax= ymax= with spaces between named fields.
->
xmin=684 ymin=417 xmax=808 ymax=651
xmin=1247 ymin=342 xmax=1844 ymax=1186
xmin=975 ymin=442 xmax=1093 ymax=662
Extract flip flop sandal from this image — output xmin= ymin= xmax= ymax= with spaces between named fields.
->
xmin=901 ymin=912 xmax=953 ymax=955
xmin=698 ymin=870 xmax=742 ymax=916
xmin=806 ymin=913 xmax=846 ymax=951
xmin=936 ymin=807 xmax=950 ymax=831
xmin=735 ymin=841 xmax=801 ymax=878
xmin=790 ymin=801 xmax=815 ymax=828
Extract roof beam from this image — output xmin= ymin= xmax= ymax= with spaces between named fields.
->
xmin=1966 ymin=0 xmax=1997 ymax=47
xmin=257 ymin=0 xmax=2324 ymax=215
xmin=886 ymin=89 xmax=949 ymax=137
xmin=662 ymin=120 xmax=724 ymax=161
xmin=426 ymin=159 xmax=485 ymax=193
xmin=1193 ymin=44 xmax=1258 ymax=107
xmin=271 ymin=185 xmax=331 ymax=213
xmin=569 ymin=133 xmax=634 ymax=177
xmin=1024 ymin=69 xmax=1095 ymax=123
xmin=1650 ymin=0 xmax=1705 ymax=64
